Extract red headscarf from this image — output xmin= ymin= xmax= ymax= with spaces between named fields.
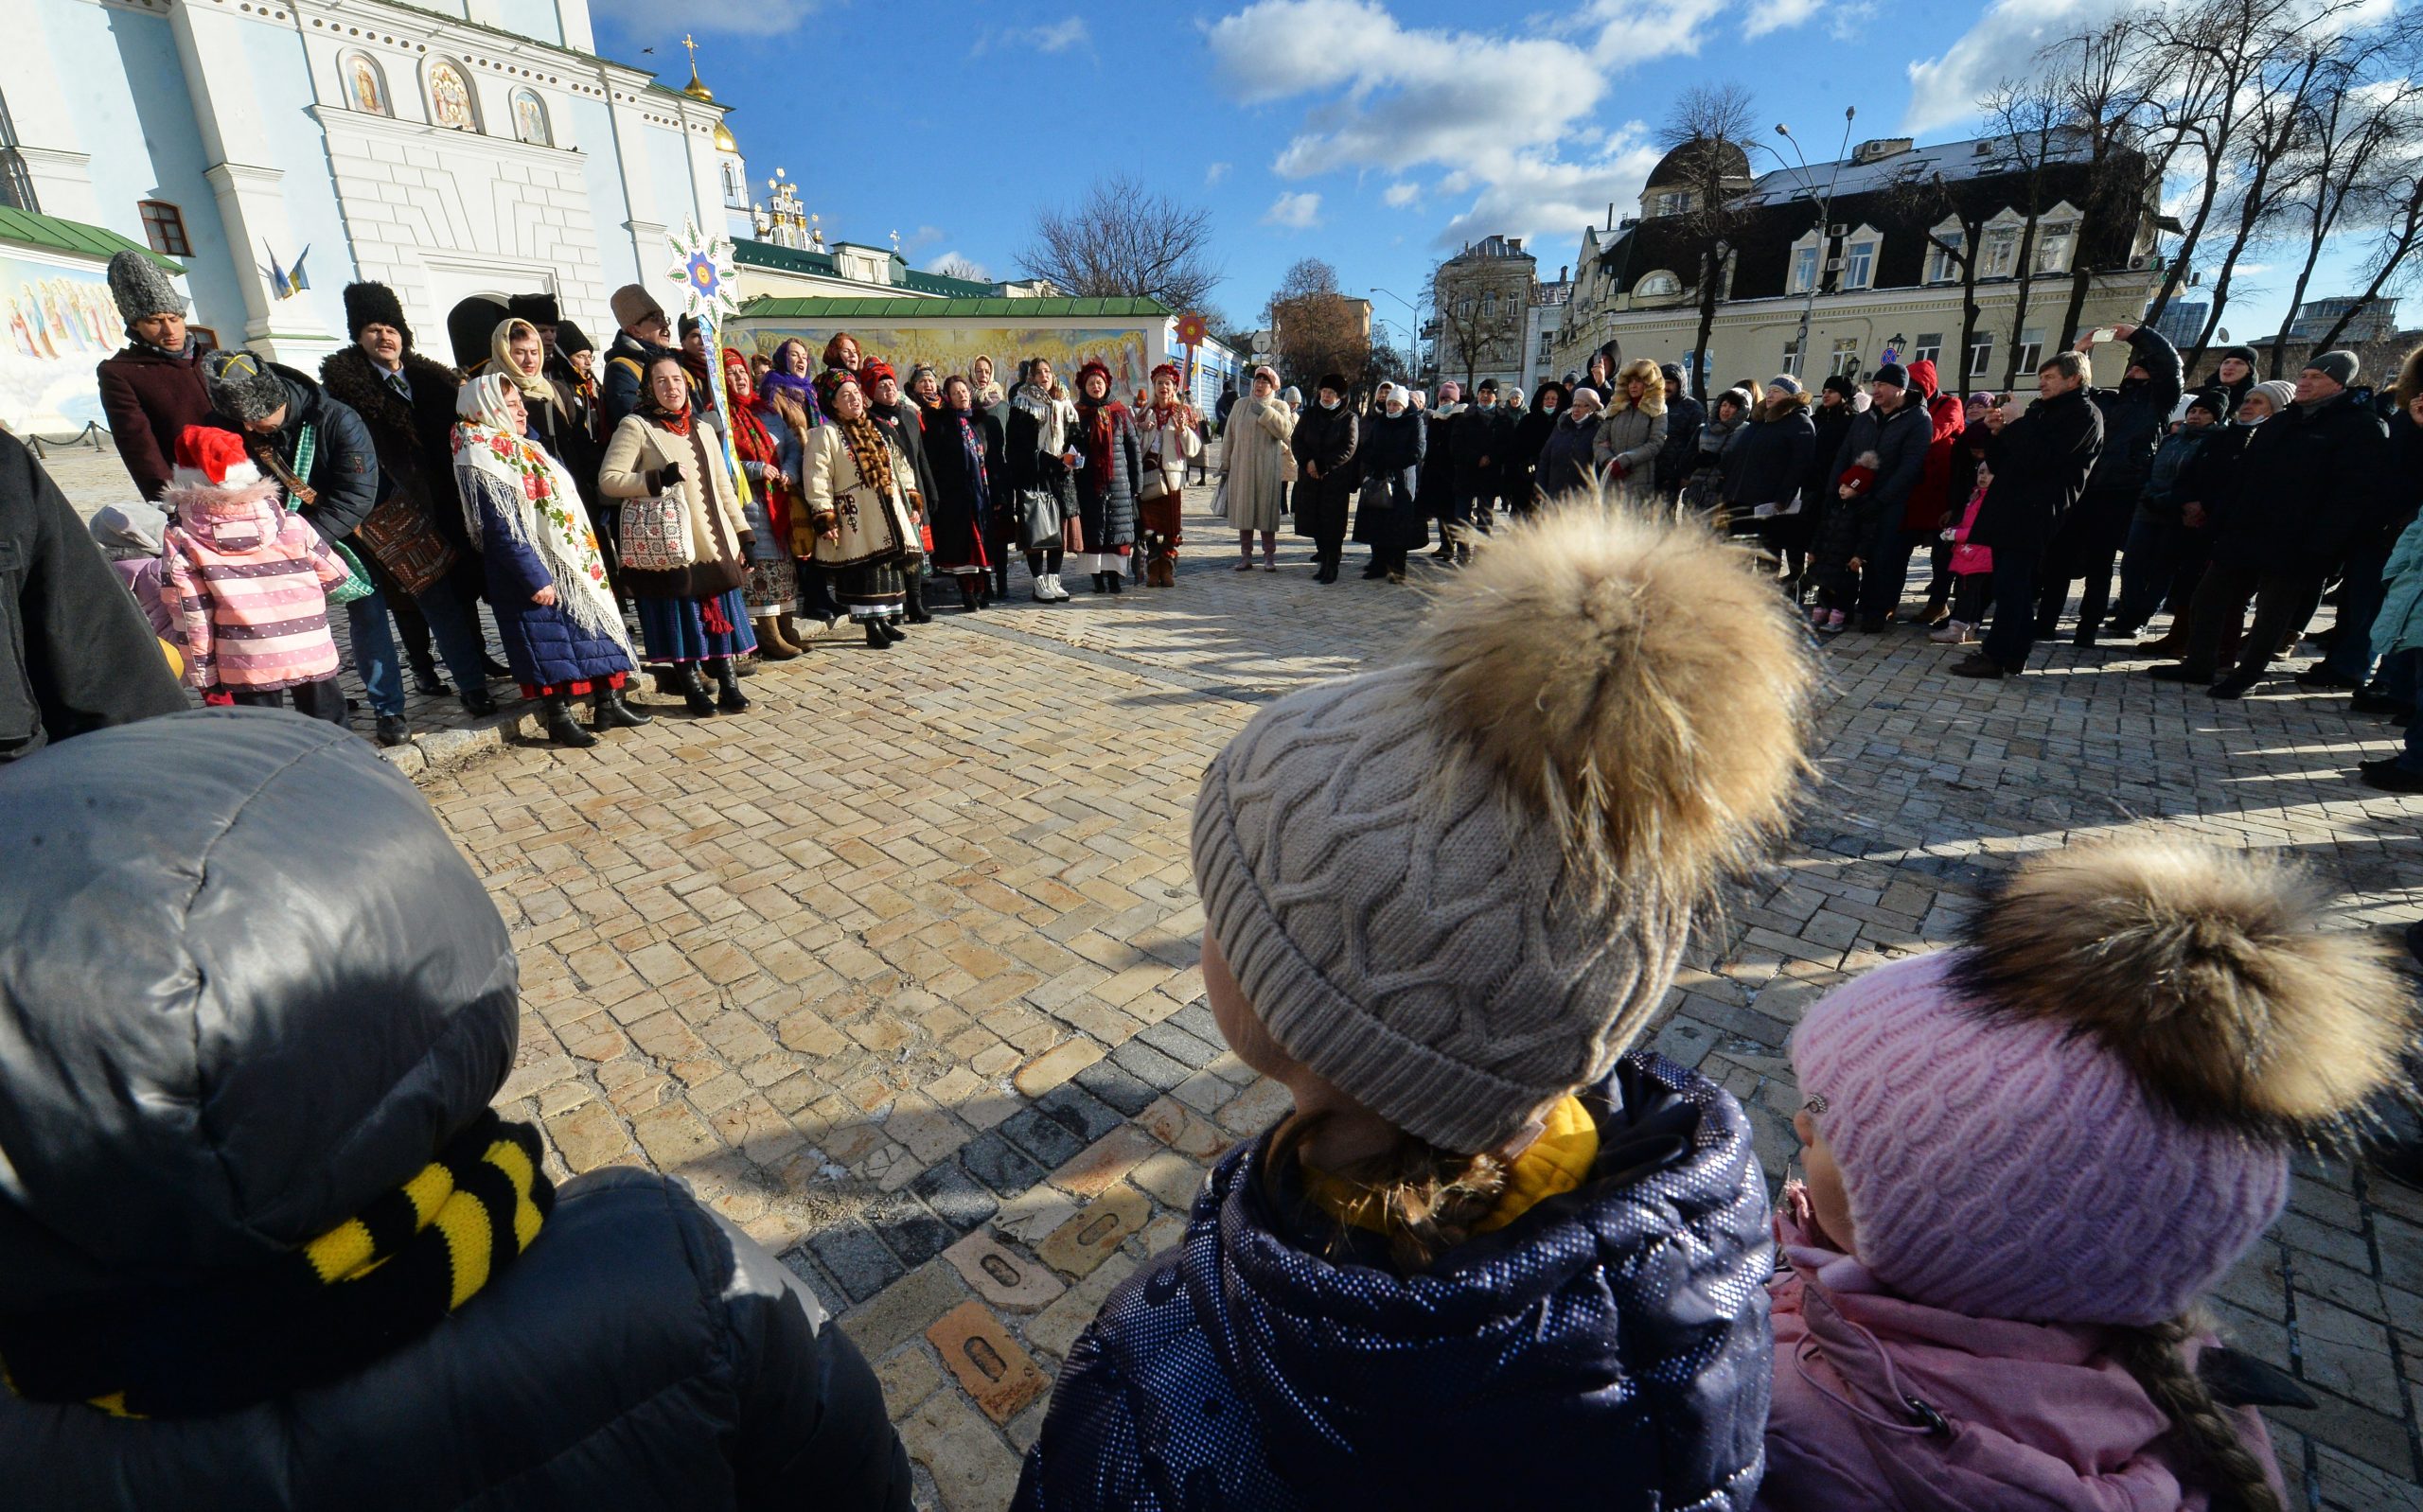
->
xmin=722 ymin=347 xmax=788 ymax=538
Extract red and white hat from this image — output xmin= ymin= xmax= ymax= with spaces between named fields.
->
xmin=170 ymin=426 xmax=262 ymax=491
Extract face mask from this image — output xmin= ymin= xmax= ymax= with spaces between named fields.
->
xmin=1320 ymin=397 xmax=1339 ymax=411
xmin=2241 ymin=414 xmax=2268 ymax=427
xmin=1543 ymin=401 xmax=1559 ymax=413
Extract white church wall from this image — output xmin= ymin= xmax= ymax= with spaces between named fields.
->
xmin=237 ymin=16 xmax=358 ymax=352
xmin=642 ymin=123 xmax=699 ymax=243
xmin=569 ymin=97 xmax=640 ymax=296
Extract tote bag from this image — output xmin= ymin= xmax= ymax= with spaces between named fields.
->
xmin=617 ymin=433 xmax=697 ymax=571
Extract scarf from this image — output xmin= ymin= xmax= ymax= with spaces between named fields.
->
xmin=723 ymin=351 xmax=790 ymax=538
xmin=950 ymin=410 xmax=993 ymax=522
xmin=839 ymin=413 xmax=899 ymax=503
xmin=1013 ymin=381 xmax=1070 ymax=456
xmin=491 ymin=319 xmax=561 ymax=415
xmin=1077 ymin=396 xmax=1124 ymax=494
xmin=0 ymin=1112 xmax=552 ymax=1419
xmin=763 ymin=343 xmax=826 ymax=428
xmin=452 ymin=376 xmax=631 ymax=656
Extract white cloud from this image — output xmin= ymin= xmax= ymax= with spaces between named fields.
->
xmin=1264 ymin=191 xmax=1324 ymax=229
xmin=900 ymin=224 xmax=946 ymax=255
xmin=930 ymin=252 xmax=993 ymax=281
xmin=594 ymin=0 xmax=817 ymax=37
xmin=1204 ymin=0 xmax=1813 ymax=249
xmin=1384 ymin=182 xmax=1421 ymax=207
xmin=971 ymin=16 xmax=1091 ymax=56
xmin=1743 ymin=0 xmax=1822 ymax=41
xmin=1205 ymin=161 xmax=1232 ymax=185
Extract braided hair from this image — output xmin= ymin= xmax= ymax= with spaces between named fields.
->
xmin=2107 ymin=1314 xmax=2283 ymax=1512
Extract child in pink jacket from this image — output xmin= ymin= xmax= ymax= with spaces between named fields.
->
xmin=1763 ymin=838 xmax=2412 ymax=1511
xmin=161 ymin=425 xmax=354 ymax=726
xmin=1928 ymin=462 xmax=1995 ymax=646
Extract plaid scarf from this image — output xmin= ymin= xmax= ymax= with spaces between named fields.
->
xmin=0 ymin=1112 xmax=553 ymax=1419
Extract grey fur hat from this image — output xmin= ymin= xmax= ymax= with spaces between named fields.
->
xmin=203 ymin=350 xmax=290 ymax=428
xmin=108 ymin=251 xmax=185 ymax=324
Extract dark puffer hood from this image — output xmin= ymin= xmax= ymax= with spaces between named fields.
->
xmin=1017 ymin=1052 xmax=1774 ymax=1509
xmin=0 ymin=709 xmax=517 ymax=1310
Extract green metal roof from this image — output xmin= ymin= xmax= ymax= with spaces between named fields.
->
xmin=0 ymin=207 xmax=180 ymax=271
xmin=733 ymin=238 xmax=840 ymax=277
xmin=736 ymin=296 xmax=1173 ymax=321
xmin=898 ymin=268 xmax=997 ymax=298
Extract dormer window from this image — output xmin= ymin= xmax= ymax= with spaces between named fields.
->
xmin=1634 ymin=271 xmax=1681 ymax=298
xmin=1841 ymin=231 xmax=1879 ymax=290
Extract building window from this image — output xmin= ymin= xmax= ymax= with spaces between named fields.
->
xmin=1925 ymin=231 xmax=1962 ymax=285
xmin=1983 ymin=226 xmax=2018 ymax=278
xmin=509 ymin=88 xmax=551 ymax=148
xmin=2035 ymin=221 xmax=2074 ymax=275
xmin=1481 ymin=290 xmax=1497 ymax=318
xmin=2013 ymin=328 xmax=2044 ymax=375
xmin=341 ymin=52 xmax=390 ymax=116
xmin=427 ymin=60 xmax=478 ymax=132
xmin=1830 ymin=337 xmax=1861 ymax=378
xmin=1536 ymin=328 xmax=1553 ymax=361
xmin=1911 ymin=333 xmax=1942 ymax=366
xmin=1841 ymin=238 xmax=1876 ymax=290
xmin=138 ymin=201 xmax=192 ymax=257
xmin=1634 ymin=271 xmax=1681 ymax=298
xmin=1790 ymin=244 xmax=1820 ymax=294
xmin=1968 ymin=331 xmax=1995 ymax=378
xmin=1780 ymin=336 xmax=1802 ymax=377
xmin=0 ymin=90 xmax=35 ymax=214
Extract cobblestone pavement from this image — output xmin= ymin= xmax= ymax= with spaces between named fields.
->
xmin=44 ymin=438 xmax=2423 ymax=1508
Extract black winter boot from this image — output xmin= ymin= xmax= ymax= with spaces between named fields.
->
xmin=591 ymin=684 xmax=652 ymax=730
xmin=540 ymin=694 xmax=599 ymax=747
xmin=709 ymin=657 xmax=751 ymax=712
xmin=1106 ymin=570 xmax=1123 ymax=594
xmin=905 ymin=574 xmax=934 ymax=624
xmin=866 ymin=620 xmax=892 ymax=650
xmin=876 ymin=616 xmax=906 ymax=644
xmin=676 ymin=663 xmax=716 ymax=717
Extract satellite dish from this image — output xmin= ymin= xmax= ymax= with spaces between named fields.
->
xmin=2218 ymin=327 xmax=2230 ymax=341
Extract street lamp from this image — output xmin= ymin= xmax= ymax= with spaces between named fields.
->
xmin=1370 ymin=286 xmax=1422 ymax=379
xmin=1777 ymin=106 xmax=1855 ymax=384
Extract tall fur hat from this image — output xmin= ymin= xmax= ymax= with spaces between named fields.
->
xmin=609 ymin=285 xmax=663 ymax=332
xmin=108 ymin=250 xmax=185 ymax=324
xmin=202 ymin=351 xmax=288 ymax=429
xmin=342 ymin=282 xmax=412 ymax=346
xmin=507 ymin=292 xmax=558 ymax=327
xmin=1193 ymin=501 xmax=1815 ymax=1153
xmin=1611 ymin=358 xmax=1666 ymax=415
xmin=1794 ymin=838 xmax=2414 ymax=1325
xmin=446 ymin=297 xmax=509 ymax=372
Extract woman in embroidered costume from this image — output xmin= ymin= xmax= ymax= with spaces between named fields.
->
xmin=1068 ymin=360 xmax=1141 ymax=594
xmin=720 ymin=348 xmax=805 ymax=660
xmin=924 ymin=374 xmax=1005 ymax=612
xmin=793 ymin=367 xmax=920 ymax=650
xmin=1135 ymin=362 xmax=1202 ymax=588
xmin=598 ymin=352 xmax=759 ymax=718
xmin=451 ymin=375 xmax=646 ymax=748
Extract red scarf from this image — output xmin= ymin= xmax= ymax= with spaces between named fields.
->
xmin=727 ymin=385 xmax=790 ymax=539
xmin=1078 ymin=397 xmax=1124 ymax=494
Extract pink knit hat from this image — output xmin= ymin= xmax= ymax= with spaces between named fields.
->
xmin=1792 ymin=839 xmax=2412 ymax=1327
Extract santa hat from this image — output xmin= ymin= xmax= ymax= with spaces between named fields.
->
xmin=171 ymin=427 xmax=264 ymax=491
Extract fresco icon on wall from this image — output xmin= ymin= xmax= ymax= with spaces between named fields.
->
xmin=511 ymin=89 xmax=550 ymax=148
xmin=345 ymin=53 xmax=389 ymax=116
xmin=0 ymin=257 xmax=136 ymax=433
xmin=429 ymin=62 xmax=476 ymax=132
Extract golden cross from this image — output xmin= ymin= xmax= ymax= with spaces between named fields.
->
xmin=681 ymin=34 xmax=699 ymax=70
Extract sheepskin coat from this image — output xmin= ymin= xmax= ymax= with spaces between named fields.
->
xmin=1594 ymin=370 xmax=1670 ymax=504
xmin=1222 ymin=394 xmax=1297 ymax=535
xmin=598 ymin=413 xmax=752 ymax=600
xmin=795 ymin=423 xmax=919 ymax=573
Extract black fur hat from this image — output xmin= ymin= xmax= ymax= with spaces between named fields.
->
xmin=507 ymin=292 xmax=559 ymax=326
xmin=446 ymin=297 xmax=509 ymax=372
xmin=342 ymin=282 xmax=412 ymax=347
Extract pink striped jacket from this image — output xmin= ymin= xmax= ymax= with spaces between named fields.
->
xmin=161 ymin=480 xmax=351 ymax=692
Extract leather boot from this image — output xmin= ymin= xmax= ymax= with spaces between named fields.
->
xmin=905 ymin=574 xmax=934 ymax=624
xmin=959 ymin=578 xmax=982 ymax=612
xmin=865 ymin=619 xmax=892 ymax=650
xmin=590 ymin=684 xmax=652 ymax=730
xmin=676 ymin=663 xmax=716 ymax=717
xmin=709 ymin=657 xmax=751 ymax=712
xmin=876 ymin=616 xmax=906 ymax=644
xmin=1106 ymin=569 xmax=1124 ymax=594
xmin=752 ymin=616 xmax=801 ymax=660
xmin=540 ymin=693 xmax=599 ymax=747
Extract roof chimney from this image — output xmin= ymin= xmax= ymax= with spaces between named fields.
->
xmin=1560 ymin=265 xmax=1569 ymax=282
xmin=1606 ymin=202 xmax=1616 ymax=227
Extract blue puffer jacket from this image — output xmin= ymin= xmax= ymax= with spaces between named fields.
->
xmin=1014 ymin=1052 xmax=1773 ymax=1511
xmin=464 ymin=468 xmax=634 ymax=691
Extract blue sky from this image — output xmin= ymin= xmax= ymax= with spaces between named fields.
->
xmin=594 ymin=0 xmax=2384 ymax=349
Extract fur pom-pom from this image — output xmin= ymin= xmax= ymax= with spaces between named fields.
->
xmin=1953 ymin=839 xmax=2416 ymax=1134
xmin=1410 ymin=493 xmax=1815 ymax=901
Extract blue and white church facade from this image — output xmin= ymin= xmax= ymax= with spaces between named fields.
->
xmin=0 ymin=0 xmax=747 ymax=363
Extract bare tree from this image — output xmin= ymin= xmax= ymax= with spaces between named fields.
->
xmin=2306 ymin=162 xmax=2423 ymax=353
xmin=2186 ymin=25 xmax=2343 ymax=365
xmin=2137 ymin=0 xmax=2283 ymax=325
xmin=2266 ymin=53 xmax=2420 ymax=372
xmin=1981 ymin=79 xmax=2068 ymax=390
xmin=1424 ymin=264 xmax=1496 ymax=390
xmin=928 ymin=253 xmax=990 ymax=283
xmin=1887 ymin=167 xmax=1990 ymax=393
xmin=1265 ymin=258 xmax=1371 ymax=392
xmin=2038 ymin=14 xmax=2173 ymax=350
xmin=1017 ymin=172 xmax=1221 ymax=311
xmin=1654 ymin=82 xmax=1760 ymax=399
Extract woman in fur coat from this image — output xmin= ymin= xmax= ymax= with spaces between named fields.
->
xmin=1070 ymin=360 xmax=1141 ymax=594
xmin=1351 ymin=380 xmax=1424 ymax=581
xmin=1222 ymin=364 xmax=1297 ymax=571
xmin=1767 ymin=838 xmax=2410 ymax=1511
xmin=1592 ymin=359 xmax=1669 ymax=506
xmin=452 ymin=375 xmax=645 ymax=747
xmin=793 ymin=367 xmax=921 ymax=649
xmin=597 ymin=352 xmax=758 ymax=717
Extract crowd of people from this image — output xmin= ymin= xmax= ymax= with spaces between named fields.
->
xmin=3 ymin=495 xmax=2412 ymax=1509
xmin=67 ymin=250 xmax=1215 ymax=751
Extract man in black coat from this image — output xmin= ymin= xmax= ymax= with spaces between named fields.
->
xmin=0 ymin=433 xmax=186 ymax=764
xmin=203 ymin=350 xmax=416 ymax=745
xmin=1654 ymin=363 xmax=1705 ymax=501
xmin=1827 ymin=364 xmax=1933 ymax=631
xmin=1291 ymin=372 xmax=1361 ymax=583
xmin=1955 ymin=353 xmax=2105 ymax=678
xmin=1418 ymin=382 xmax=1461 ymax=556
xmin=1450 ymin=378 xmax=1512 ymax=558
xmin=2036 ymin=324 xmax=2182 ymax=644
xmin=2149 ymin=351 xmax=2389 ymax=697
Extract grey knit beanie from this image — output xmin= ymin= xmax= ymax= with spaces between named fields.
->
xmin=1191 ymin=505 xmax=1817 ymax=1153
xmin=203 ymin=350 xmax=289 ymax=428
xmin=108 ymin=250 xmax=184 ymax=324
xmin=2307 ymin=350 xmax=2360 ymax=388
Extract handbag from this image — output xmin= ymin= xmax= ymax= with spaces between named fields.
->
xmin=617 ymin=436 xmax=696 ymax=571
xmin=1016 ymin=487 xmax=1061 ymax=552
xmin=1139 ymin=452 xmax=1171 ymax=502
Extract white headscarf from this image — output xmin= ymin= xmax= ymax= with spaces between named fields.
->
xmin=451 ymin=374 xmax=629 ymax=655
